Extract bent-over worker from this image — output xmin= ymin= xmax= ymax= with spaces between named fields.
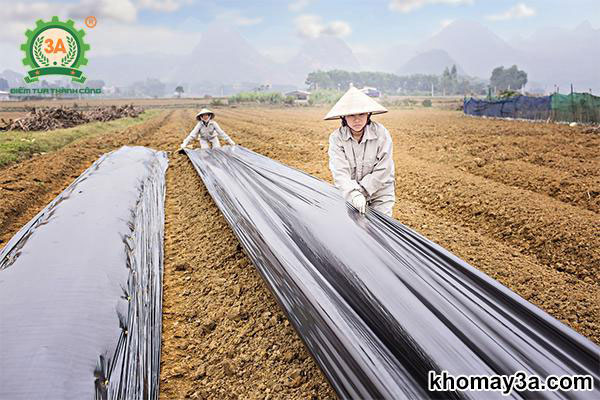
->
xmin=325 ymin=87 xmax=395 ymax=217
xmin=179 ymin=108 xmax=235 ymax=153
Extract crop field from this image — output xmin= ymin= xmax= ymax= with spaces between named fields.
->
xmin=0 ymin=105 xmax=597 ymax=399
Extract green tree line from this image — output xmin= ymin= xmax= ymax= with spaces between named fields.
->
xmin=305 ymin=69 xmax=487 ymax=96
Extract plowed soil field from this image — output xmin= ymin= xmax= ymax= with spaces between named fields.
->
xmin=1 ymin=106 xmax=598 ymax=399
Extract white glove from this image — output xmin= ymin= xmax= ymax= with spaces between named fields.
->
xmin=227 ymin=140 xmax=236 ymax=146
xmin=351 ymin=193 xmax=367 ymax=214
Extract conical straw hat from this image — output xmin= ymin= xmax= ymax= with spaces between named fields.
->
xmin=324 ymin=87 xmax=388 ymax=120
xmin=196 ymin=108 xmax=215 ymax=120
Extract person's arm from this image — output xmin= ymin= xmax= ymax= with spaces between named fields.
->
xmin=328 ymin=132 xmax=364 ymax=202
xmin=182 ymin=122 xmax=201 ymax=147
xmin=358 ymin=126 xmax=394 ymax=196
xmin=212 ymin=121 xmax=235 ymax=145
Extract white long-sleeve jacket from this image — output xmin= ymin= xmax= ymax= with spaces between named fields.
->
xmin=182 ymin=120 xmax=235 ymax=147
xmin=328 ymin=121 xmax=395 ymax=203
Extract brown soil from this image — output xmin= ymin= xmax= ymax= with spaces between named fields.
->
xmin=0 ymin=106 xmax=598 ymax=399
xmin=160 ymin=151 xmax=335 ymax=400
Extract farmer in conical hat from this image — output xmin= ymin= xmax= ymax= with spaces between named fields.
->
xmin=325 ymin=87 xmax=395 ymax=216
xmin=179 ymin=108 xmax=235 ymax=153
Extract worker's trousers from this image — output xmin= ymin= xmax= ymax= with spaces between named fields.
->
xmin=199 ymin=137 xmax=220 ymax=149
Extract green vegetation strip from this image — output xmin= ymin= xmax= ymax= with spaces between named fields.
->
xmin=228 ymin=91 xmax=294 ymax=105
xmin=227 ymin=89 xmax=342 ymax=105
xmin=0 ymin=109 xmax=162 ymax=168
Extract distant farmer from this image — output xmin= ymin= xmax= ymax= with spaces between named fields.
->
xmin=179 ymin=108 xmax=235 ymax=153
xmin=325 ymin=87 xmax=395 ymax=216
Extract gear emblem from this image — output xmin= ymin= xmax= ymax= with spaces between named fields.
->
xmin=20 ymin=16 xmax=90 ymax=84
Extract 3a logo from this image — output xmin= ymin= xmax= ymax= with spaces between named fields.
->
xmin=21 ymin=16 xmax=90 ymax=84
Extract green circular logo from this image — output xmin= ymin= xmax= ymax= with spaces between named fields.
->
xmin=21 ymin=16 xmax=90 ymax=84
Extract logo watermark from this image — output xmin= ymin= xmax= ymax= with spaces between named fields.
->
xmin=428 ymin=370 xmax=594 ymax=396
xmin=10 ymin=87 xmax=102 ymax=95
xmin=21 ymin=16 xmax=91 ymax=84
xmin=84 ymin=16 xmax=97 ymax=28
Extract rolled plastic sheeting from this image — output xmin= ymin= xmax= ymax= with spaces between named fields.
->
xmin=185 ymin=146 xmax=600 ymax=400
xmin=0 ymin=146 xmax=168 ymax=400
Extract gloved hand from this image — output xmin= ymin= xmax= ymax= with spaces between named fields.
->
xmin=227 ymin=140 xmax=236 ymax=146
xmin=351 ymin=193 xmax=367 ymax=214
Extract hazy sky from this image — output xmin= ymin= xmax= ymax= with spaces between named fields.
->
xmin=1 ymin=0 xmax=598 ymax=70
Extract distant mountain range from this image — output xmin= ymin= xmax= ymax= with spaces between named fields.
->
xmin=510 ymin=21 xmax=600 ymax=93
xmin=285 ymin=36 xmax=360 ymax=83
xmin=2 ymin=20 xmax=599 ymax=94
xmin=170 ymin=27 xmax=291 ymax=86
xmin=414 ymin=20 xmax=599 ymax=93
xmin=398 ymin=49 xmax=464 ymax=76
xmin=420 ymin=20 xmax=517 ymax=78
xmin=78 ymin=27 xmax=360 ymax=91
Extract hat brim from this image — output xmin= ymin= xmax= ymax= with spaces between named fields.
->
xmin=323 ymin=87 xmax=388 ymax=120
xmin=196 ymin=112 xmax=214 ymax=120
xmin=323 ymin=109 xmax=387 ymax=120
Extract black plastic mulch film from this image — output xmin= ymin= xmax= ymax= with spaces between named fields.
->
xmin=0 ymin=146 xmax=168 ymax=399
xmin=185 ymin=146 xmax=600 ymax=400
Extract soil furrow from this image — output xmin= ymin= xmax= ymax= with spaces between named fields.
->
xmin=0 ymin=111 xmax=172 ymax=244
xmin=159 ymin=150 xmax=335 ymax=399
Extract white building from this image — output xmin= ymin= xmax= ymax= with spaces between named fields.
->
xmin=360 ymin=86 xmax=380 ymax=98
xmin=285 ymin=90 xmax=310 ymax=100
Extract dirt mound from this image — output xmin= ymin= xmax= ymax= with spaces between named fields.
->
xmin=87 ymin=104 xmax=144 ymax=122
xmin=0 ymin=104 xmax=144 ymax=131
